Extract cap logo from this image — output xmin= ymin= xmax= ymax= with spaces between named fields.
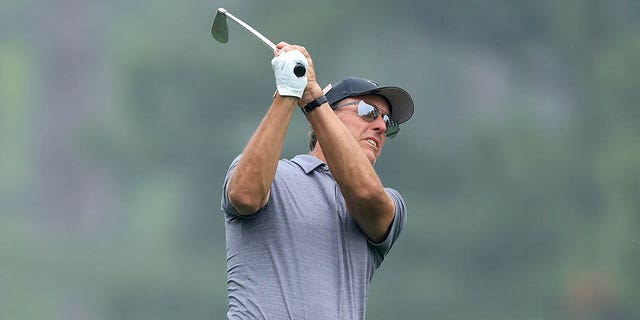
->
xmin=367 ymin=80 xmax=379 ymax=87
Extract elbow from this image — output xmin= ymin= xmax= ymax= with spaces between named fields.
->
xmin=351 ymin=184 xmax=387 ymax=206
xmin=350 ymin=184 xmax=393 ymax=217
xmin=228 ymin=187 xmax=268 ymax=215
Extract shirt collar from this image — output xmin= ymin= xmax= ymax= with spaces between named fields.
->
xmin=291 ymin=154 xmax=326 ymax=174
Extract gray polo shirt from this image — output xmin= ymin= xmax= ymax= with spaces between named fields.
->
xmin=221 ymin=154 xmax=407 ymax=320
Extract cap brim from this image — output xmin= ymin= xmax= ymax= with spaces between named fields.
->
xmin=366 ymin=87 xmax=414 ymax=124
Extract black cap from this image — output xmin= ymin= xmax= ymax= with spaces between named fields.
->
xmin=325 ymin=77 xmax=414 ymax=124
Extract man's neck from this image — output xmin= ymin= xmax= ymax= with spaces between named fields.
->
xmin=309 ymin=148 xmax=326 ymax=163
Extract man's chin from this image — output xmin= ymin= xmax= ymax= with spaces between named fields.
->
xmin=365 ymin=150 xmax=378 ymax=165
xmin=360 ymin=144 xmax=379 ymax=165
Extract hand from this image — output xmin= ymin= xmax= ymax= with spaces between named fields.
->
xmin=274 ymin=43 xmax=324 ymax=107
xmin=271 ymin=49 xmax=308 ymax=99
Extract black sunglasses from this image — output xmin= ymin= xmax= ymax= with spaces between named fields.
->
xmin=333 ymin=100 xmax=400 ymax=138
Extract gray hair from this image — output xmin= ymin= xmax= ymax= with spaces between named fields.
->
xmin=308 ymin=130 xmax=317 ymax=151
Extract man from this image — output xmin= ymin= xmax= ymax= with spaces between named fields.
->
xmin=221 ymin=42 xmax=414 ymax=319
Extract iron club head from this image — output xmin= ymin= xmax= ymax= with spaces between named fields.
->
xmin=211 ymin=8 xmax=228 ymax=43
xmin=211 ymin=7 xmax=276 ymax=51
xmin=210 ymin=7 xmax=306 ymax=77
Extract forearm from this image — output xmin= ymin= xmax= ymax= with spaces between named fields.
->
xmin=308 ymin=106 xmax=381 ymax=191
xmin=227 ymin=95 xmax=298 ymax=215
xmin=306 ymin=101 xmax=394 ymax=241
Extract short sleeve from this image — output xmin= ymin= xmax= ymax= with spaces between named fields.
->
xmin=368 ymin=187 xmax=407 ymax=259
xmin=220 ymin=154 xmax=244 ymax=217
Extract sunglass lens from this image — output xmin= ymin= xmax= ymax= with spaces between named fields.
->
xmin=383 ymin=115 xmax=400 ymax=138
xmin=385 ymin=125 xmax=399 ymax=138
xmin=357 ymin=101 xmax=400 ymax=138
xmin=357 ymin=101 xmax=379 ymax=122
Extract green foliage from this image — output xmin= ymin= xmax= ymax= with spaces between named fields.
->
xmin=0 ymin=41 xmax=34 ymax=197
xmin=1 ymin=0 xmax=639 ymax=319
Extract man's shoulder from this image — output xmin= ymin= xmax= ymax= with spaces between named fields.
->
xmin=278 ymin=154 xmax=324 ymax=175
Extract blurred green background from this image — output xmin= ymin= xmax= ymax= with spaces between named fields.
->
xmin=2 ymin=0 xmax=639 ymax=319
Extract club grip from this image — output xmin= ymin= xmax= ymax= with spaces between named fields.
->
xmin=293 ymin=63 xmax=306 ymax=77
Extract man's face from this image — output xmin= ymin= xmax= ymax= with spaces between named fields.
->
xmin=334 ymin=95 xmax=391 ymax=164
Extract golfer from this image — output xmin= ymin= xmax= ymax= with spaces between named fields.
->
xmin=221 ymin=42 xmax=414 ymax=319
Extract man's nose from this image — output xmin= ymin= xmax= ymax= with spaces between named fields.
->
xmin=371 ymin=116 xmax=386 ymax=133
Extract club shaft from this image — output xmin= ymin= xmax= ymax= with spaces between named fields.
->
xmin=224 ymin=11 xmax=277 ymax=51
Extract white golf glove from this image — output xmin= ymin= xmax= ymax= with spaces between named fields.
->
xmin=271 ymin=50 xmax=308 ymax=99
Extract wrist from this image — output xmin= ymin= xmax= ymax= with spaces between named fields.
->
xmin=301 ymin=95 xmax=328 ymax=115
xmin=274 ymin=92 xmax=300 ymax=103
xmin=299 ymin=83 xmax=324 ymax=106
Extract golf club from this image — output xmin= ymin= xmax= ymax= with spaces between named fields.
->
xmin=212 ymin=8 xmax=306 ymax=77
